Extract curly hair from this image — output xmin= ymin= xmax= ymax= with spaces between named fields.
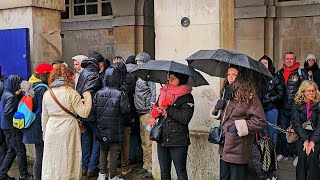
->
xmin=48 ymin=64 xmax=75 ymax=88
xmin=232 ymin=68 xmax=257 ymax=107
xmin=294 ymin=80 xmax=320 ymax=105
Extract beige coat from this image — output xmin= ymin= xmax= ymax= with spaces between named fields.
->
xmin=41 ymin=86 xmax=92 ymax=180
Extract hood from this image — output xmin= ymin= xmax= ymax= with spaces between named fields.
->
xmin=126 ymin=55 xmax=136 ymax=64
xmin=104 ymin=67 xmax=122 ymax=89
xmin=4 ymin=75 xmax=23 ymax=93
xmin=81 ymin=57 xmax=99 ymax=71
xmin=110 ymin=62 xmax=127 ymax=77
xmin=72 ymin=55 xmax=88 ymax=64
xmin=135 ymin=52 xmax=151 ymax=64
xmin=28 ymin=74 xmax=42 ymax=84
xmin=259 ymin=55 xmax=275 ymax=75
xmin=90 ymin=51 xmax=104 ymax=62
xmin=125 ymin=63 xmax=137 ymax=73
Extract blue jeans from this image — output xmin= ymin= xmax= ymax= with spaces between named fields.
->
xmin=81 ymin=121 xmax=100 ymax=171
xmin=265 ymin=108 xmax=278 ymax=145
xmin=129 ymin=134 xmax=141 ymax=161
xmin=279 ymin=109 xmax=291 ymax=157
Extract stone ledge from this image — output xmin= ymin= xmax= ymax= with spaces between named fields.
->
xmin=0 ymin=0 xmax=64 ymax=11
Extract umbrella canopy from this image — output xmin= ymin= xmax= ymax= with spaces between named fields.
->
xmin=131 ymin=60 xmax=209 ymax=87
xmin=186 ymin=49 xmax=273 ymax=80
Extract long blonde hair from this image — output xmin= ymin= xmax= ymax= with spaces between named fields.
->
xmin=294 ymin=80 xmax=320 ymax=105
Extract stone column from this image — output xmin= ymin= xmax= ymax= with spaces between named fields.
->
xmin=0 ymin=0 xmax=64 ymax=160
xmin=154 ymin=0 xmax=234 ymax=179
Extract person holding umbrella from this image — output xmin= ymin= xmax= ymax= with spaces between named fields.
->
xmin=147 ymin=71 xmax=194 ymax=180
xmin=291 ymin=80 xmax=320 ymax=180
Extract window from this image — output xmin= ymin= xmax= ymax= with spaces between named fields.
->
xmin=61 ymin=0 xmax=112 ymax=19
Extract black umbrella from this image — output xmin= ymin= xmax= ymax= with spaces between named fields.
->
xmin=131 ymin=60 xmax=209 ymax=87
xmin=186 ymin=49 xmax=273 ymax=80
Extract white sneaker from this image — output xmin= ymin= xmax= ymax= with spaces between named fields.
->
xmin=97 ymin=172 xmax=106 ymax=180
xmin=276 ymin=154 xmax=288 ymax=161
xmin=271 ymin=176 xmax=278 ymax=180
xmin=293 ymin=156 xmax=299 ymax=166
xmin=109 ymin=176 xmax=124 ymax=180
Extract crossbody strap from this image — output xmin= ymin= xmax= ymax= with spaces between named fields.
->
xmin=49 ymin=88 xmax=78 ymax=120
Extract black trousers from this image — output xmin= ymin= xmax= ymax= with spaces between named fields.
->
xmin=157 ymin=144 xmax=188 ymax=180
xmin=0 ymin=129 xmax=28 ymax=179
xmin=295 ymin=139 xmax=320 ymax=180
xmin=0 ymin=130 xmax=7 ymax=167
xmin=220 ymin=159 xmax=248 ymax=180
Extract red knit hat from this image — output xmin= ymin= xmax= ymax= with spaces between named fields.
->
xmin=36 ymin=64 xmax=53 ymax=74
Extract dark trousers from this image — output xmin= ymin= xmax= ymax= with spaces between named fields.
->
xmin=220 ymin=159 xmax=248 ymax=180
xmin=0 ymin=130 xmax=7 ymax=167
xmin=33 ymin=143 xmax=44 ymax=180
xmin=99 ymin=142 xmax=121 ymax=178
xmin=279 ymin=109 xmax=293 ymax=157
xmin=0 ymin=129 xmax=28 ymax=178
xmin=157 ymin=144 xmax=188 ymax=180
xmin=295 ymin=139 xmax=320 ymax=180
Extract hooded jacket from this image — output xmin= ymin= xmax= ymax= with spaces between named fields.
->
xmin=0 ymin=75 xmax=23 ymax=129
xmin=72 ymin=55 xmax=88 ymax=87
xmin=76 ymin=57 xmax=101 ymax=121
xmin=134 ymin=53 xmax=156 ymax=114
xmin=258 ymin=55 xmax=283 ymax=110
xmin=94 ymin=67 xmax=130 ymax=143
xmin=303 ymin=54 xmax=320 ymax=86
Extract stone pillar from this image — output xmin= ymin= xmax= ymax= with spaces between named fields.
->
xmin=111 ymin=0 xmax=154 ymax=59
xmin=154 ymin=0 xmax=234 ymax=179
xmin=0 ymin=0 xmax=64 ymax=160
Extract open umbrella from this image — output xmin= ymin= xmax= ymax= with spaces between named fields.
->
xmin=131 ymin=60 xmax=209 ymax=87
xmin=186 ymin=49 xmax=273 ymax=80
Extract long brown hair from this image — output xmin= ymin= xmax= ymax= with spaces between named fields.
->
xmin=232 ymin=68 xmax=257 ymax=107
xmin=48 ymin=64 xmax=74 ymax=88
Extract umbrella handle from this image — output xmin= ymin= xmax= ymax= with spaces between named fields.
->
xmin=209 ymin=105 xmax=221 ymax=119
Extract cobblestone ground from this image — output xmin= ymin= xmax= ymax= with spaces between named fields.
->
xmin=8 ymin=162 xmax=153 ymax=180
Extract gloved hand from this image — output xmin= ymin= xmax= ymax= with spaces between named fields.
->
xmin=215 ymin=100 xmax=226 ymax=111
xmin=150 ymin=107 xmax=160 ymax=118
xmin=229 ymin=123 xmax=237 ymax=133
xmin=160 ymin=99 xmax=172 ymax=110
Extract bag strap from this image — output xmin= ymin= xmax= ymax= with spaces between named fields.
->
xmin=49 ymin=88 xmax=78 ymax=120
xmin=33 ymin=83 xmax=48 ymax=90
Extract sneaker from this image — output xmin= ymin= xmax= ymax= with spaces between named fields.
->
xmin=121 ymin=165 xmax=132 ymax=175
xmin=97 ymin=172 xmax=106 ymax=180
xmin=293 ymin=156 xmax=299 ymax=167
xmin=276 ymin=154 xmax=288 ymax=161
xmin=142 ymin=171 xmax=153 ymax=179
xmin=271 ymin=176 xmax=277 ymax=180
xmin=109 ymin=176 xmax=123 ymax=180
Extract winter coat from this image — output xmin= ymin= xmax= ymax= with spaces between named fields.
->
xmin=134 ymin=78 xmax=156 ymax=114
xmin=76 ymin=57 xmax=101 ymax=121
xmin=41 ymin=87 xmax=92 ymax=180
xmin=22 ymin=80 xmax=47 ymax=144
xmin=157 ymin=93 xmax=194 ymax=147
xmin=274 ymin=68 xmax=308 ymax=110
xmin=259 ymin=75 xmax=283 ymax=110
xmin=94 ymin=67 xmax=131 ymax=143
xmin=303 ymin=62 xmax=320 ymax=87
xmin=0 ymin=75 xmax=22 ymax=129
xmin=218 ymin=97 xmax=266 ymax=164
xmin=291 ymin=102 xmax=320 ymax=143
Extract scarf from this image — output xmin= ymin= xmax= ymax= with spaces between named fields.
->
xmin=283 ymin=62 xmax=300 ymax=85
xmin=223 ymin=83 xmax=235 ymax=100
xmin=28 ymin=74 xmax=42 ymax=83
xmin=51 ymin=77 xmax=73 ymax=88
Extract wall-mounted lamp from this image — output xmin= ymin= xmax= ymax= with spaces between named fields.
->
xmin=181 ymin=17 xmax=190 ymax=27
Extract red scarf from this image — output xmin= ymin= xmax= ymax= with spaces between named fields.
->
xmin=283 ymin=62 xmax=300 ymax=85
xmin=151 ymin=84 xmax=192 ymax=118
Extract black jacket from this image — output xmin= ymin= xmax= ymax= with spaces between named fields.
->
xmin=274 ymin=68 xmax=308 ymax=110
xmin=76 ymin=58 xmax=101 ymax=121
xmin=259 ymin=75 xmax=284 ymax=110
xmin=94 ymin=68 xmax=130 ymax=143
xmin=303 ymin=62 xmax=320 ymax=87
xmin=158 ymin=93 xmax=194 ymax=147
xmin=291 ymin=102 xmax=320 ymax=143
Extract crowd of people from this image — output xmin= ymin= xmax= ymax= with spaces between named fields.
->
xmin=0 ymin=51 xmax=319 ymax=180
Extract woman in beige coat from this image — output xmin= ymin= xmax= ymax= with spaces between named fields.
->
xmin=41 ymin=65 xmax=92 ymax=180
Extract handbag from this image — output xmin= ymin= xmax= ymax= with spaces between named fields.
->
xmin=49 ymin=88 xmax=86 ymax=133
xmin=208 ymin=100 xmax=235 ymax=144
xmin=286 ymin=124 xmax=298 ymax=143
xmin=150 ymin=117 xmax=166 ymax=142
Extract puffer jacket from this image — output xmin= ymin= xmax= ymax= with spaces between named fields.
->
xmin=218 ymin=97 xmax=266 ymax=164
xmin=134 ymin=78 xmax=156 ymax=114
xmin=76 ymin=57 xmax=101 ymax=121
xmin=291 ymin=102 xmax=320 ymax=143
xmin=275 ymin=68 xmax=308 ymax=110
xmin=157 ymin=93 xmax=194 ymax=147
xmin=0 ymin=75 xmax=23 ymax=129
xmin=260 ymin=75 xmax=283 ymax=110
xmin=22 ymin=80 xmax=48 ymax=144
xmin=94 ymin=67 xmax=130 ymax=143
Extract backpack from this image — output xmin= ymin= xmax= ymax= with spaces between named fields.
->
xmin=12 ymin=83 xmax=48 ymax=129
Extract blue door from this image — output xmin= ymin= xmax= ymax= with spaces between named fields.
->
xmin=0 ymin=28 xmax=30 ymax=80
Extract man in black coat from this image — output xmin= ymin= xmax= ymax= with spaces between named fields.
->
xmin=76 ymin=57 xmax=102 ymax=177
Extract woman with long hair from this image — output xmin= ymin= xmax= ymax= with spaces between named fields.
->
xmin=212 ymin=66 xmax=266 ymax=180
xmin=292 ymin=80 xmax=320 ymax=180
xmin=41 ymin=64 xmax=92 ymax=180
